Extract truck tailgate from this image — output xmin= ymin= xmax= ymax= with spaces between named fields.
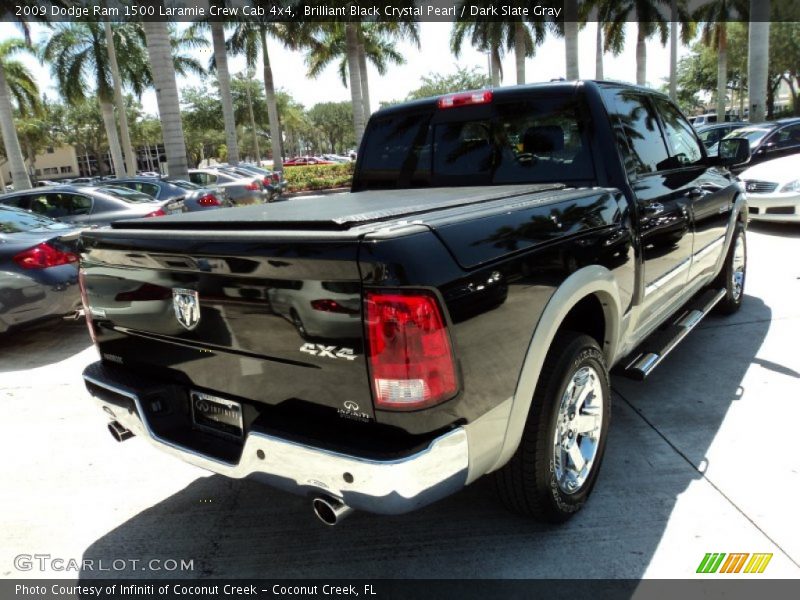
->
xmin=80 ymin=233 xmax=373 ymax=421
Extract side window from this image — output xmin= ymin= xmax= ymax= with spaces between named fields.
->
xmin=35 ymin=193 xmax=92 ymax=218
xmin=0 ymin=195 xmax=27 ymax=209
xmin=773 ymin=124 xmax=800 ymax=148
xmin=652 ymin=97 xmax=703 ymax=166
xmin=135 ymin=183 xmax=159 ymax=197
xmin=602 ymin=89 xmax=670 ymax=177
xmin=63 ymin=194 xmax=92 ymax=215
xmin=189 ymin=173 xmax=204 ymax=185
xmin=206 ymin=174 xmax=218 ymax=184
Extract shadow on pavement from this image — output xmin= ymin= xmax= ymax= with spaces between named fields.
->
xmin=78 ymin=295 xmax=771 ymax=579
xmin=0 ymin=319 xmax=92 ymax=373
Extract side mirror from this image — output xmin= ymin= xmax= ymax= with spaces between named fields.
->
xmin=714 ymin=138 xmax=751 ymax=167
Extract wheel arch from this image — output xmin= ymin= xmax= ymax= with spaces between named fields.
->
xmin=484 ymin=265 xmax=623 ymax=475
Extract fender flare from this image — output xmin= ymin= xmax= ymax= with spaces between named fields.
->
xmin=485 ymin=265 xmax=624 ymax=474
xmin=711 ymin=191 xmax=748 ymax=280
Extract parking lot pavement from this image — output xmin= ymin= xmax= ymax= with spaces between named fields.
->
xmin=1 ymin=223 xmax=798 ymax=580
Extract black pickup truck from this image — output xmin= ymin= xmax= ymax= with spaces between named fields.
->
xmin=79 ymin=81 xmax=750 ymax=525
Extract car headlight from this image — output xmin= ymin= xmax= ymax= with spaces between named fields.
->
xmin=779 ymin=180 xmax=800 ymax=192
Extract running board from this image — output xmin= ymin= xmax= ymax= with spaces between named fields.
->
xmin=619 ymin=288 xmax=727 ymax=381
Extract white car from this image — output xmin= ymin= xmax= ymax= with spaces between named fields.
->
xmin=739 ymin=154 xmax=800 ymax=222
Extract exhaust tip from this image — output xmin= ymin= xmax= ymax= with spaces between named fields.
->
xmin=312 ymin=496 xmax=353 ymax=526
xmin=108 ymin=421 xmax=134 ymax=442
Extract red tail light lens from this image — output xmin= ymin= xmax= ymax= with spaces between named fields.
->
xmin=245 ymin=181 xmax=260 ymax=191
xmin=437 ymin=90 xmax=493 ymax=109
xmin=13 ymin=242 xmax=78 ymax=269
xmin=78 ymin=269 xmax=97 ymax=345
xmin=197 ymin=193 xmax=221 ymax=207
xmin=145 ymin=208 xmax=166 ymax=217
xmin=365 ymin=291 xmax=458 ymax=410
xmin=310 ymin=299 xmax=359 ymax=315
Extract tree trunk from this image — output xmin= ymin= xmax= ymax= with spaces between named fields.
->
xmin=716 ymin=25 xmax=728 ymax=121
xmin=636 ymin=24 xmax=647 ymax=86
xmin=211 ymin=21 xmax=239 ymax=165
xmin=245 ymin=80 xmax=260 ymax=164
xmin=345 ymin=23 xmax=365 ymax=145
xmin=358 ymin=40 xmax=371 ymax=118
xmin=490 ymin=46 xmax=501 ymax=86
xmin=739 ymin=77 xmax=745 ymax=118
xmin=260 ymin=27 xmax=283 ymax=170
xmin=668 ymin=1 xmax=678 ymax=100
xmin=142 ymin=19 xmax=190 ymax=181
xmin=595 ymin=23 xmax=603 ymax=80
xmin=515 ymin=22 xmax=526 ymax=84
xmin=0 ymin=63 xmax=31 ymax=190
xmin=105 ymin=20 xmax=136 ymax=176
xmin=564 ymin=0 xmax=579 ymax=79
xmin=100 ymin=99 xmax=124 ymax=177
xmin=748 ymin=1 xmax=770 ymax=123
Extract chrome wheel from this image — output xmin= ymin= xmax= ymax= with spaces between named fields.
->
xmin=731 ymin=234 xmax=746 ymax=302
xmin=553 ymin=366 xmax=604 ymax=495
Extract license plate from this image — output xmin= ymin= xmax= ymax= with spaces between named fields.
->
xmin=191 ymin=392 xmax=243 ymax=439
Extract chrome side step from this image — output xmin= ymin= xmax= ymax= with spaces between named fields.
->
xmin=620 ymin=288 xmax=727 ymax=381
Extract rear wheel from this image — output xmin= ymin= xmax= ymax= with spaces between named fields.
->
xmin=715 ymin=222 xmax=746 ymax=315
xmin=495 ymin=331 xmax=610 ymax=522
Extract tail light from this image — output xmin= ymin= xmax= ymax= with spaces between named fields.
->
xmin=365 ymin=291 xmax=458 ymax=410
xmin=310 ymin=299 xmax=358 ymax=315
xmin=245 ymin=181 xmax=261 ymax=191
xmin=78 ymin=269 xmax=97 ymax=345
xmin=13 ymin=242 xmax=78 ymax=269
xmin=145 ymin=208 xmax=166 ymax=217
xmin=262 ymin=176 xmax=271 ymax=186
xmin=437 ymin=90 xmax=493 ymax=109
xmin=271 ymin=172 xmax=281 ymax=184
xmin=197 ymin=193 xmax=221 ymax=207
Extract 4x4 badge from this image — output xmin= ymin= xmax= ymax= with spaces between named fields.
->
xmin=173 ymin=288 xmax=200 ymax=330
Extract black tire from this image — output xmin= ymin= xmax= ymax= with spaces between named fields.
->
xmin=494 ymin=331 xmax=611 ymax=522
xmin=714 ymin=222 xmax=746 ymax=315
xmin=291 ymin=309 xmax=308 ymax=339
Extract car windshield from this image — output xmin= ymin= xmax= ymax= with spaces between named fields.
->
xmin=0 ymin=207 xmax=70 ymax=233
xmin=723 ymin=127 xmax=771 ymax=145
xmin=99 ymin=186 xmax=158 ymax=203
xmin=168 ymin=180 xmax=200 ymax=191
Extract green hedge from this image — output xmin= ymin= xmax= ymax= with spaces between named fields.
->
xmin=282 ymin=162 xmax=354 ymax=193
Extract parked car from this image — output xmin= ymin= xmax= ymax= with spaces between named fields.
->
xmin=188 ymin=168 xmax=267 ymax=205
xmin=34 ymin=180 xmax=60 ymax=188
xmin=0 ymin=206 xmax=81 ymax=333
xmin=711 ymin=118 xmax=800 ymax=172
xmin=226 ymin=163 xmax=287 ymax=201
xmin=739 ymin=153 xmax=800 ymax=222
xmin=695 ymin=122 xmax=747 ymax=151
xmin=283 ymin=156 xmax=334 ymax=167
xmin=321 ymin=154 xmax=352 ymax=163
xmin=0 ymin=184 xmax=185 ymax=226
xmin=70 ymin=177 xmax=100 ymax=185
xmin=98 ymin=177 xmax=230 ymax=211
xmin=80 ymin=81 xmax=751 ymax=526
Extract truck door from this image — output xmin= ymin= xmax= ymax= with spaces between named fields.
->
xmin=601 ymin=88 xmax=694 ymax=328
xmin=651 ymin=95 xmax=732 ymax=283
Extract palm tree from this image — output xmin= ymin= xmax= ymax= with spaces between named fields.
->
xmin=0 ymin=39 xmax=37 ymax=190
xmin=451 ymin=19 xmax=505 ymax=87
xmin=748 ymin=0 xmax=770 ymax=122
xmin=104 ymin=20 xmax=136 ymax=176
xmin=605 ymin=1 xmax=672 ymax=86
xmin=564 ymin=0 xmax=580 ymax=79
xmin=43 ymin=23 xmax=149 ymax=177
xmin=211 ymin=20 xmax=240 ymax=165
xmin=228 ymin=20 xmax=298 ymax=170
xmin=141 ymin=18 xmax=190 ymax=181
xmin=694 ymin=1 xmax=746 ymax=121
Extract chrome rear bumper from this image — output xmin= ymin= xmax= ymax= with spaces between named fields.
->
xmin=82 ymin=362 xmax=469 ymax=515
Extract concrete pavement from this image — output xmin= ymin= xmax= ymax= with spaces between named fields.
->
xmin=0 ymin=222 xmax=798 ymax=580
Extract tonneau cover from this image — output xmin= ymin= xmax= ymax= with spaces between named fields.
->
xmin=110 ymin=184 xmax=565 ymax=231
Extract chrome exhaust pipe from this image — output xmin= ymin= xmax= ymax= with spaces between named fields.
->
xmin=108 ymin=421 xmax=134 ymax=442
xmin=312 ymin=496 xmax=353 ymax=526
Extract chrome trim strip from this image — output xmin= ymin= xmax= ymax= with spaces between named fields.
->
xmin=644 ymin=257 xmax=691 ymax=297
xmin=693 ymin=236 xmax=725 ymax=262
xmin=84 ymin=369 xmax=469 ymax=515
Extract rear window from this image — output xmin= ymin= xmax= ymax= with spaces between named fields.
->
xmin=99 ymin=186 xmax=157 ymax=203
xmin=0 ymin=207 xmax=70 ymax=233
xmin=168 ymin=180 xmax=200 ymax=191
xmin=356 ymin=95 xmax=594 ymax=189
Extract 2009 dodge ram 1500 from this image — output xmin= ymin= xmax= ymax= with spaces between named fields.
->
xmin=80 ymin=81 xmax=751 ymax=525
